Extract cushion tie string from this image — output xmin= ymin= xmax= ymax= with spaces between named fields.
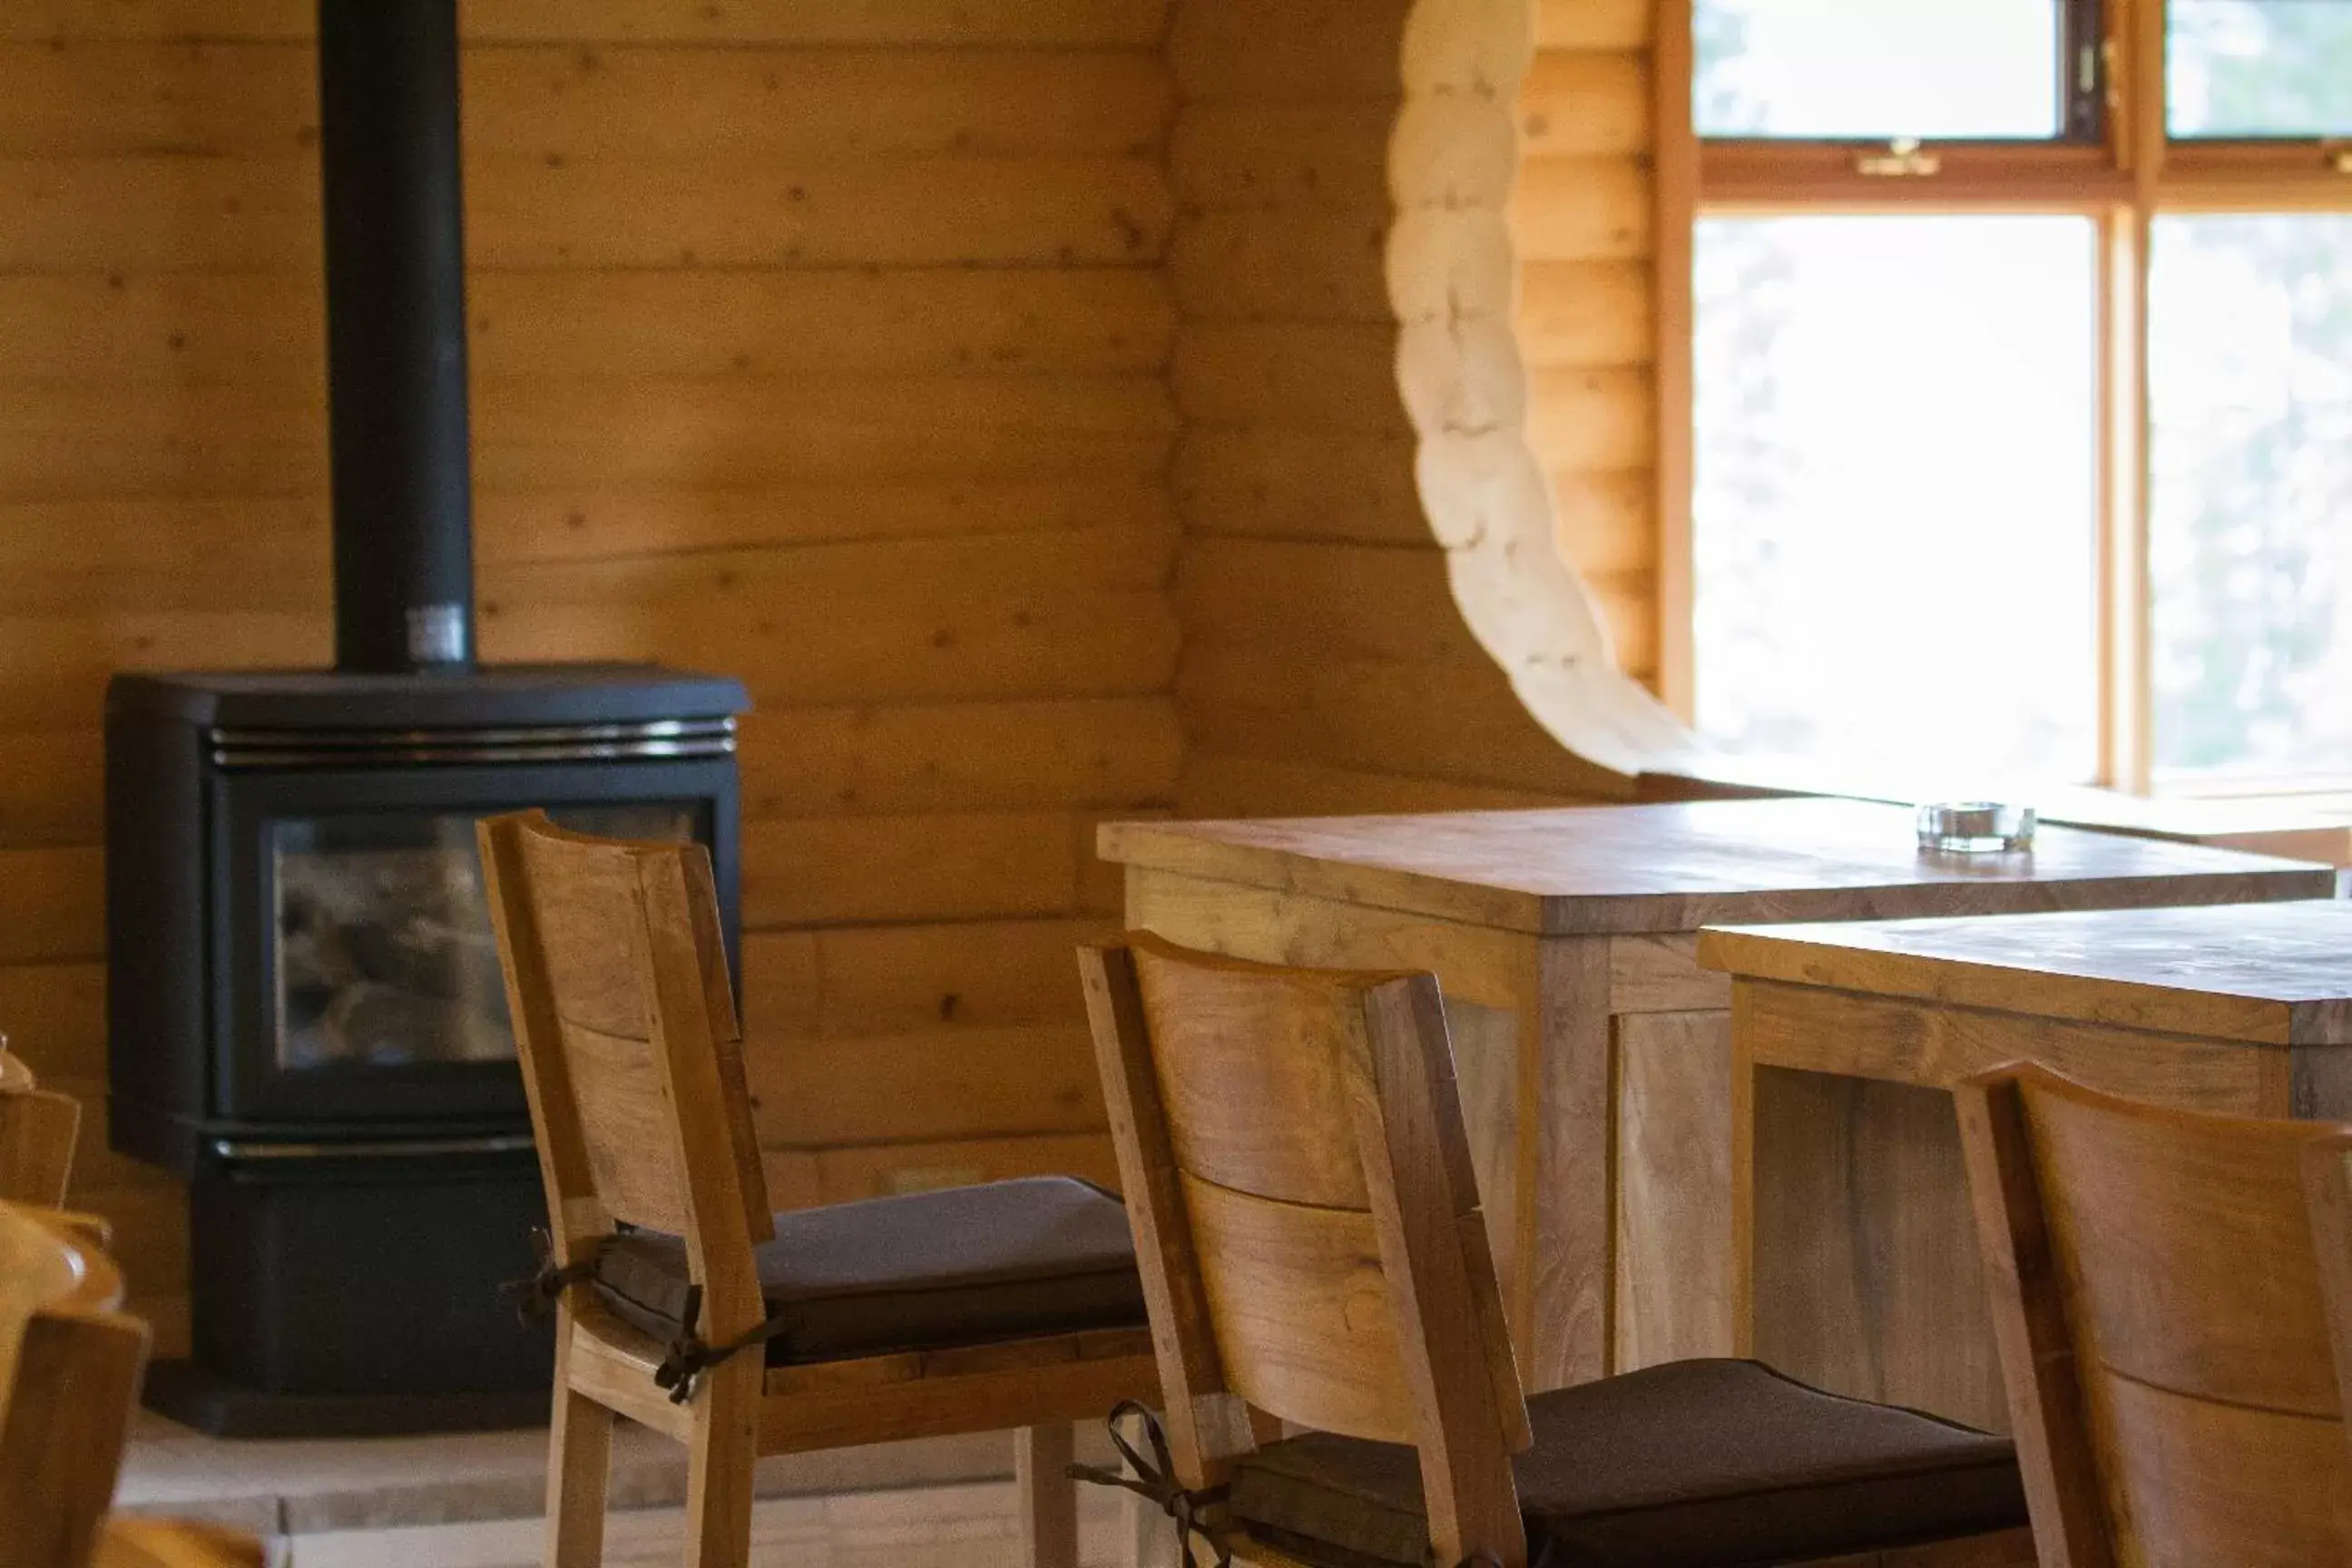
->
xmin=1066 ymin=1401 xmax=1233 ymax=1568
xmin=500 ymin=1228 xmax=600 ymax=1328
xmin=651 ymin=1283 xmax=798 ymax=1405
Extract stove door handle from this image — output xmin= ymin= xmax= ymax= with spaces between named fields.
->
xmin=205 ymin=1133 xmax=536 ymax=1161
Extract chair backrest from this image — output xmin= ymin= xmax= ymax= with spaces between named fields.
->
xmin=2309 ymin=1135 xmax=2352 ymax=1469
xmin=0 ymin=1040 xmax=82 ymax=1210
xmin=0 ymin=1200 xmax=150 ymax=1568
xmin=478 ymin=812 xmax=773 ymax=1342
xmin=1956 ymin=1063 xmax=2352 ymax=1566
xmin=1079 ymin=936 xmax=1533 ymax=1568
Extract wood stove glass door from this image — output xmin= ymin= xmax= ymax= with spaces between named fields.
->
xmin=271 ymin=806 xmax=690 ymax=1074
xmin=212 ymin=760 xmax=733 ymax=1130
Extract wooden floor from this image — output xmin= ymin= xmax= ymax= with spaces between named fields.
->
xmin=289 ymin=1478 xmax=1133 ymax=1568
xmin=116 ymin=1416 xmax=1134 ymax=1568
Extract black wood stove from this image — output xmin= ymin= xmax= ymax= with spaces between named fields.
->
xmin=103 ymin=0 xmax=748 ymax=1436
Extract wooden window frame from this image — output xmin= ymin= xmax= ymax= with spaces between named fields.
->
xmin=1653 ymin=0 xmax=2352 ymax=794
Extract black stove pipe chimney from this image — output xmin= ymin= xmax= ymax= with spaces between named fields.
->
xmin=317 ymin=0 xmax=475 ymax=672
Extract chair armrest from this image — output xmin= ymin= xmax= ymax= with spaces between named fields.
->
xmin=93 ymin=1516 xmax=267 ymax=1568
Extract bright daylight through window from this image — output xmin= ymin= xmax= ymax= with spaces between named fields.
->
xmin=1682 ymin=0 xmax=2352 ymax=794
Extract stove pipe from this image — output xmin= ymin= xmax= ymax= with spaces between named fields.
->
xmin=317 ymin=0 xmax=475 ymax=672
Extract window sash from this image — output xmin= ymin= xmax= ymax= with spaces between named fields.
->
xmin=1690 ymin=0 xmax=2111 ymax=146
xmin=1660 ymin=0 xmax=2352 ymax=792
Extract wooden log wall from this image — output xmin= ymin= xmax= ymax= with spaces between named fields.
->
xmin=1515 ymin=0 xmax=1661 ymax=689
xmin=0 ymin=0 xmax=1179 ymax=1353
xmin=1166 ymin=0 xmax=1674 ymax=817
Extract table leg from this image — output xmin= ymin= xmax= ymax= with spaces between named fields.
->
xmin=1612 ymin=1008 xmax=1737 ymax=1369
xmin=1447 ymin=999 xmax=1521 ymax=1299
xmin=1519 ymin=938 xmax=1612 ymax=1392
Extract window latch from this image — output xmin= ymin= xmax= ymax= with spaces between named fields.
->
xmin=1856 ymin=137 xmax=1941 ymax=178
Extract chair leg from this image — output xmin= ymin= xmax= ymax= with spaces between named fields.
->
xmin=1015 ymin=1424 xmax=1079 ymax=1568
xmin=1124 ymin=1487 xmax=1177 ymax=1568
xmin=1802 ymin=1527 xmax=2041 ymax=1566
xmin=545 ymin=1343 xmax=615 ymax=1568
xmin=1882 ymin=1529 xmax=2040 ymax=1566
xmin=680 ymin=1359 xmax=760 ymax=1568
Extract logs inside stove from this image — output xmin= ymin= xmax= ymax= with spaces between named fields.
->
xmin=102 ymin=0 xmax=749 ymax=1436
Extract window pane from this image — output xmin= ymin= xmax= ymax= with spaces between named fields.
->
xmin=2150 ymin=216 xmax=2352 ymax=784
xmin=1692 ymin=217 xmax=2100 ymax=782
xmin=1696 ymin=0 xmax=2064 ymax=139
xmin=2170 ymin=0 xmax=2352 ymax=138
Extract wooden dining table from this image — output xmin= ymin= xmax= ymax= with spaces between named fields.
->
xmin=1099 ymin=799 xmax=2336 ymax=1393
xmin=1699 ymin=897 xmax=2352 ymax=1432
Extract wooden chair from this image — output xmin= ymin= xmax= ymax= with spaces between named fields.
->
xmin=1080 ymin=934 xmax=2034 ymax=1568
xmin=0 ymin=1037 xmax=81 ymax=1210
xmin=477 ymin=811 xmax=1160 ymax=1568
xmin=0 ymin=1200 xmax=261 ymax=1568
xmin=1957 ymin=1063 xmax=2352 ymax=1565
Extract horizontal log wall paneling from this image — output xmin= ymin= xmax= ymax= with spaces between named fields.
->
xmin=0 ymin=3 xmax=1181 ymax=1349
xmin=1164 ymin=0 xmax=1619 ymax=815
xmin=1515 ymin=0 xmax=1659 ymax=687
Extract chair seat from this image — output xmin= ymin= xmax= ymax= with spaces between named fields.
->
xmin=590 ymin=1175 xmax=1148 ymax=1365
xmin=1228 ymin=1359 xmax=2028 ymax=1568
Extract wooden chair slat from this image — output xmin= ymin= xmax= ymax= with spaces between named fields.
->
xmin=2030 ymin=1082 xmax=2339 ymax=1416
xmin=1955 ymin=1073 xmax=2113 ymax=1568
xmin=2097 ymin=1371 xmax=2351 ymax=1563
xmin=1959 ymin=1063 xmax=2352 ymax=1565
xmin=1182 ymin=1171 xmax=1415 ymax=1443
xmin=2304 ymin=1137 xmax=2352 ymax=1452
xmin=555 ymin=1014 xmax=696 ymax=1238
xmin=683 ymin=850 xmax=767 ymax=1245
xmin=635 ymin=850 xmax=771 ymax=1324
xmin=1354 ymin=975 xmax=1531 ymax=1549
xmin=1132 ymin=943 xmax=1379 ymax=1210
xmin=478 ymin=822 xmax=607 ymax=1253
xmin=515 ymin=827 xmax=658 ymax=1041
xmin=1080 ymin=943 xmax=1253 ymax=1485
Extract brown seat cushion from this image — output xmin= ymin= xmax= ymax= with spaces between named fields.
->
xmin=1228 ymin=1359 xmax=2027 ymax=1568
xmin=590 ymin=1176 xmax=1147 ymax=1365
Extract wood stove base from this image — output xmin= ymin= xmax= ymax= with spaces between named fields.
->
xmin=164 ymin=1144 xmax=554 ymax=1436
xmin=143 ymin=1359 xmax=549 ymax=1439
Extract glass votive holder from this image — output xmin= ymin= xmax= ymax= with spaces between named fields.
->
xmin=1916 ymin=801 xmax=2036 ymax=854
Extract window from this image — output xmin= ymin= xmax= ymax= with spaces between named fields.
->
xmin=1695 ymin=0 xmax=2082 ymax=140
xmin=2149 ymin=215 xmax=2352 ymax=779
xmin=1666 ymin=0 xmax=2352 ymax=794
xmin=1692 ymin=216 xmax=2101 ymax=779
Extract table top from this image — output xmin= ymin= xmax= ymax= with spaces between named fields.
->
xmin=1097 ymin=799 xmax=2337 ymax=936
xmin=1699 ymin=898 xmax=2352 ymax=1046
xmin=1642 ymin=755 xmax=2352 ymax=863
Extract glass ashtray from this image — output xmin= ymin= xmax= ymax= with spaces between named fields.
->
xmin=1916 ymin=801 xmax=2036 ymax=854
